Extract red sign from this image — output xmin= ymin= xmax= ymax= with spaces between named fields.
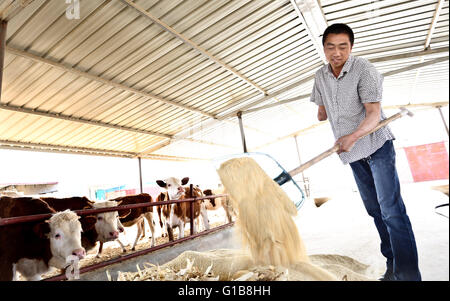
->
xmin=404 ymin=142 xmax=449 ymax=182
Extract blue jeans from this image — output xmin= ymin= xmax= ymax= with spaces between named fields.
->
xmin=349 ymin=140 xmax=421 ymax=281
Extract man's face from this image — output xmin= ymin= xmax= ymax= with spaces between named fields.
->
xmin=323 ymin=33 xmax=352 ymax=71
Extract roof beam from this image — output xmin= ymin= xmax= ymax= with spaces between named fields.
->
xmin=290 ymin=0 xmax=328 ymax=64
xmin=0 ymin=139 xmax=136 ymax=158
xmin=5 ymin=44 xmax=447 ymax=143
xmin=217 ymin=47 xmax=449 ymax=120
xmin=412 ymin=0 xmax=445 ymax=102
xmin=253 ymin=101 xmax=449 ymax=150
xmin=381 ymin=56 xmax=448 ymax=77
xmin=0 ymin=102 xmax=241 ymax=150
xmin=425 ymin=0 xmax=444 ymax=49
xmin=5 ymin=46 xmax=215 ymax=119
xmin=0 ymin=0 xmax=35 ymax=21
xmin=0 ymin=20 xmax=6 ymax=102
xmin=368 ymin=47 xmax=449 ymax=64
xmin=0 ymin=139 xmax=204 ymax=161
xmin=148 ymin=50 xmax=449 ymax=154
xmin=5 ymin=46 xmax=264 ymax=149
xmin=246 ymin=56 xmax=449 ymax=115
xmin=0 ymin=103 xmax=172 ymax=139
xmin=383 ymin=101 xmax=449 ymax=110
xmin=118 ymin=0 xmax=268 ymax=96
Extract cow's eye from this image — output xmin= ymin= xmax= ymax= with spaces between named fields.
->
xmin=168 ymin=184 xmax=171 ymax=187
xmin=98 ymin=216 xmax=103 ymax=220
xmin=55 ymin=233 xmax=61 ymax=239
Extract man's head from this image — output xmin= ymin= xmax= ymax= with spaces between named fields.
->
xmin=322 ymin=23 xmax=354 ymax=71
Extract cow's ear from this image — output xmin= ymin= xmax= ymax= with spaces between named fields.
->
xmin=118 ymin=209 xmax=131 ymax=219
xmin=83 ymin=197 xmax=95 ymax=205
xmin=80 ymin=216 xmax=97 ymax=231
xmin=181 ymin=177 xmax=189 ymax=185
xmin=33 ymin=222 xmax=51 ymax=239
xmin=203 ymin=189 xmax=212 ymax=195
xmin=156 ymin=180 xmax=166 ymax=188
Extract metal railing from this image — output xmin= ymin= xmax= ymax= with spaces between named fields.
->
xmin=0 ymin=185 xmax=233 ymax=281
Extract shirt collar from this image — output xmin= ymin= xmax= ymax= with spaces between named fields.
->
xmin=326 ymin=55 xmax=355 ymax=78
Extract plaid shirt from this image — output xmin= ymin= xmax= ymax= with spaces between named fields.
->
xmin=310 ymin=55 xmax=395 ymax=164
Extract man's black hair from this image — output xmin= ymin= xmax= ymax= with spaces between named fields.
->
xmin=322 ymin=23 xmax=354 ymax=46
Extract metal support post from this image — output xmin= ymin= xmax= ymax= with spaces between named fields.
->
xmin=237 ymin=111 xmax=248 ymax=153
xmin=437 ymin=106 xmax=449 ymax=136
xmin=0 ymin=21 xmax=7 ymax=101
xmin=138 ymin=157 xmax=143 ymax=194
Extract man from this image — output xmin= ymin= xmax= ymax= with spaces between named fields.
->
xmin=310 ymin=23 xmax=421 ymax=281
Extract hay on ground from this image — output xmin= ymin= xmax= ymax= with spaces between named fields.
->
xmin=112 ymin=249 xmax=375 ymax=281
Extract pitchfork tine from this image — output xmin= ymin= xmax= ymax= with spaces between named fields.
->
xmin=399 ymin=107 xmax=414 ymax=117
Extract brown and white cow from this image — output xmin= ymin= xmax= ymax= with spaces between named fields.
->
xmin=90 ymin=201 xmax=130 ymax=255
xmin=0 ymin=196 xmax=86 ymax=281
xmin=156 ymin=177 xmax=209 ymax=241
xmin=111 ymin=193 xmax=156 ymax=251
xmin=41 ymin=197 xmax=129 ymax=257
xmin=202 ymin=185 xmax=235 ymax=223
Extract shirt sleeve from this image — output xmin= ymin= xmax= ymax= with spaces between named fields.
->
xmin=310 ymin=77 xmax=324 ymax=106
xmin=358 ymin=63 xmax=383 ymax=103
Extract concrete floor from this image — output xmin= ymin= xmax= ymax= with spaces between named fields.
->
xmin=296 ymin=181 xmax=449 ymax=281
xmin=80 ymin=182 xmax=448 ymax=281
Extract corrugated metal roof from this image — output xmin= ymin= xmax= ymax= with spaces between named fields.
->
xmin=0 ymin=0 xmax=448 ymax=161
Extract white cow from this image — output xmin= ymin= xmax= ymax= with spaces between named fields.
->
xmin=0 ymin=196 xmax=86 ymax=281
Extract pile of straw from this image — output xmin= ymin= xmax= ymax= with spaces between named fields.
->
xmin=109 ymin=249 xmax=374 ymax=281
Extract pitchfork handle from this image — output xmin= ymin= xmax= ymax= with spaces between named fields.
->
xmin=287 ymin=107 xmax=413 ymax=177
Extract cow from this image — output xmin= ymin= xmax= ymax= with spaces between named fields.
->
xmin=41 ymin=197 xmax=129 ymax=257
xmin=156 ymin=177 xmax=209 ymax=242
xmin=111 ymin=193 xmax=156 ymax=251
xmin=202 ymin=185 xmax=234 ymax=223
xmin=0 ymin=196 xmax=86 ymax=281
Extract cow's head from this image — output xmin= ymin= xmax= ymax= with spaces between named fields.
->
xmin=91 ymin=201 xmax=129 ymax=243
xmin=156 ymin=177 xmax=189 ymax=200
xmin=34 ymin=210 xmax=86 ymax=267
xmin=202 ymin=189 xmax=216 ymax=207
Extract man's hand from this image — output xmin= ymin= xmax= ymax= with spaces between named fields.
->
xmin=335 ymin=102 xmax=381 ymax=154
xmin=335 ymin=133 xmax=358 ymax=154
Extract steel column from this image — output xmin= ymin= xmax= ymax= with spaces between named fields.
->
xmin=237 ymin=111 xmax=248 ymax=153
xmin=189 ymin=183 xmax=194 ymax=236
xmin=138 ymin=157 xmax=143 ymax=194
xmin=437 ymin=106 xmax=449 ymax=136
xmin=0 ymin=20 xmax=7 ymax=102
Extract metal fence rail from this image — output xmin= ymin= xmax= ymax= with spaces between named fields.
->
xmin=44 ymin=222 xmax=234 ymax=281
xmin=0 ymin=194 xmax=229 ymax=226
xmin=0 ymin=187 xmax=232 ymax=281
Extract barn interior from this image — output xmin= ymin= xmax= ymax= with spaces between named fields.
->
xmin=0 ymin=0 xmax=448 ymax=282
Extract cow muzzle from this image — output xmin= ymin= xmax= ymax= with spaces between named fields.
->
xmin=110 ymin=231 xmax=120 ymax=239
xmin=71 ymin=248 xmax=86 ymax=260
